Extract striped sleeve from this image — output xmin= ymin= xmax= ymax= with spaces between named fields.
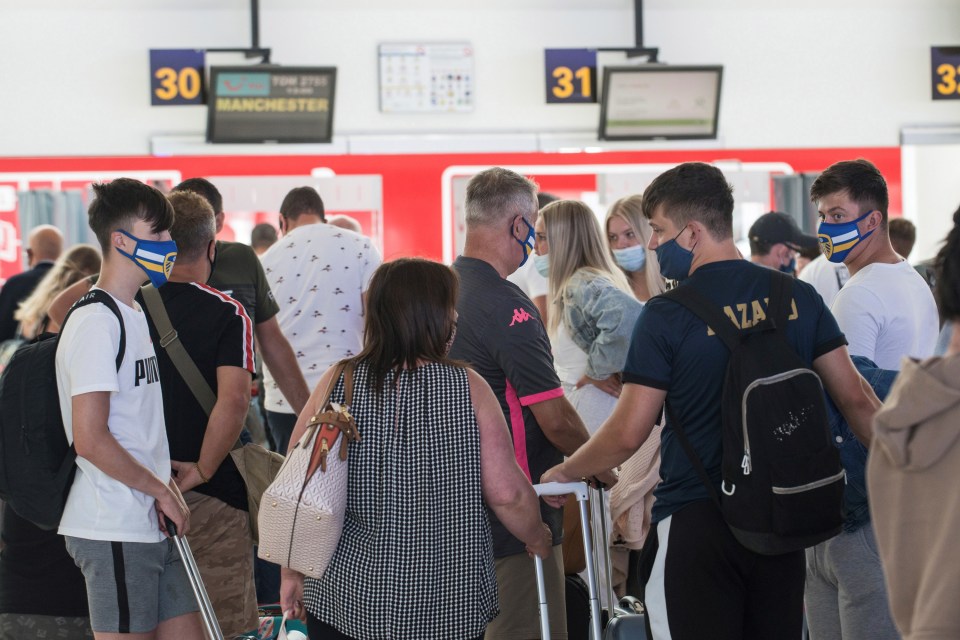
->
xmin=189 ymin=282 xmax=255 ymax=373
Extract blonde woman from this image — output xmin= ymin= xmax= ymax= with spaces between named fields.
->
xmin=605 ymin=195 xmax=666 ymax=301
xmin=14 ymin=244 xmax=100 ymax=339
xmin=534 ymin=200 xmax=642 ymax=431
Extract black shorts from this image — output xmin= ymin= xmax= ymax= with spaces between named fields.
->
xmin=640 ymin=500 xmax=805 ymax=640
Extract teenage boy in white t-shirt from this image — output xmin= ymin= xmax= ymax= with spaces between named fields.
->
xmin=56 ymin=178 xmax=204 ymax=639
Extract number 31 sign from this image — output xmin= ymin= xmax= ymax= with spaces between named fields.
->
xmin=150 ymin=49 xmax=206 ymax=106
xmin=545 ymin=49 xmax=597 ymax=104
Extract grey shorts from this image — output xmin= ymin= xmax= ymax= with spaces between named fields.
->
xmin=64 ymin=536 xmax=198 ymax=634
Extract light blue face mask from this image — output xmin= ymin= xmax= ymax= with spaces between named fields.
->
xmin=532 ymin=253 xmax=550 ymax=278
xmin=116 ymin=229 xmax=177 ymax=287
xmin=516 ymin=218 xmax=536 ymax=268
xmin=818 ymin=210 xmax=875 ymax=263
xmin=612 ymin=245 xmax=647 ymax=272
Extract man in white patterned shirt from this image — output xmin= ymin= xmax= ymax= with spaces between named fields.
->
xmin=260 ymin=186 xmax=382 ymax=451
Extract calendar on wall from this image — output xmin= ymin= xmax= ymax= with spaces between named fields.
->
xmin=378 ymin=43 xmax=474 ymax=113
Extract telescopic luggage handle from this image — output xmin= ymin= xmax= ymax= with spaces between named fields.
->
xmin=532 ymin=482 xmax=603 ymax=640
xmin=165 ymin=517 xmax=225 ymax=640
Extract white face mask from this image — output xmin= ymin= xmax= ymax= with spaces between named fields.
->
xmin=612 ymin=244 xmax=646 ymax=272
xmin=532 ymin=253 xmax=550 ymax=278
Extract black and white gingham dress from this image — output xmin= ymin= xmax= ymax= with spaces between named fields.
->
xmin=304 ymin=361 xmax=498 ymax=639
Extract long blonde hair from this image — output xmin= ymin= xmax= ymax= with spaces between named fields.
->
xmin=605 ymin=195 xmax=667 ymax=299
xmin=15 ymin=244 xmax=101 ymax=338
xmin=541 ymin=200 xmax=633 ymax=336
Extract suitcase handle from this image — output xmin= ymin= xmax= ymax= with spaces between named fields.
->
xmin=165 ymin=516 xmax=225 ymax=640
xmin=532 ymin=482 xmax=603 ymax=640
xmin=535 ymin=481 xmax=590 ymax=501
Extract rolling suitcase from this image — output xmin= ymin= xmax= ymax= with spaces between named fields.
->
xmin=533 ymin=483 xmax=648 ymax=640
xmin=166 ymin=518 xmax=225 ymax=640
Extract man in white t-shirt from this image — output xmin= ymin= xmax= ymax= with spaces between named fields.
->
xmin=56 ymin=179 xmax=203 ymax=637
xmin=804 ymin=159 xmax=938 ymax=640
xmin=260 ymin=186 xmax=382 ymax=451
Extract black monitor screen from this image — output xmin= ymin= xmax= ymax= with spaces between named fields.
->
xmin=207 ymin=66 xmax=337 ymax=143
xmin=599 ymin=65 xmax=722 ymax=141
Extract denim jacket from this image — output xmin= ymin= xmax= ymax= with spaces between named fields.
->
xmin=561 ymin=269 xmax=643 ymax=380
xmin=825 ymin=355 xmax=897 ymax=532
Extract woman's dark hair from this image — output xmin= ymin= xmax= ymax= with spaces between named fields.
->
xmin=935 ymin=204 xmax=960 ymax=321
xmin=356 ymin=258 xmax=460 ymax=391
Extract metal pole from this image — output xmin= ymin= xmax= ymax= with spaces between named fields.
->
xmin=634 ymin=0 xmax=644 ymax=48
xmin=251 ymin=0 xmax=260 ymax=49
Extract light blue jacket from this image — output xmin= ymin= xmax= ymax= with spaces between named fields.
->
xmin=561 ymin=269 xmax=643 ymax=380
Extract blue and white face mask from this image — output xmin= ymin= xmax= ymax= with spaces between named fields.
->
xmin=818 ymin=211 xmax=875 ymax=263
xmin=116 ymin=229 xmax=178 ymax=287
xmin=612 ymin=244 xmax=647 ymax=272
xmin=516 ymin=217 xmax=536 ymax=268
xmin=532 ymin=253 xmax=550 ymax=278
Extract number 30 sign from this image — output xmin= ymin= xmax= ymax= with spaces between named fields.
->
xmin=545 ymin=49 xmax=597 ymax=104
xmin=150 ymin=49 xmax=206 ymax=106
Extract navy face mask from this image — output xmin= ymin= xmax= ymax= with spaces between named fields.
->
xmin=779 ymin=256 xmax=797 ymax=275
xmin=516 ymin=217 xmax=536 ymax=268
xmin=655 ymin=225 xmax=695 ymax=281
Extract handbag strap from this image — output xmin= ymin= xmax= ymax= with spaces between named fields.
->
xmin=141 ymin=284 xmax=250 ymax=450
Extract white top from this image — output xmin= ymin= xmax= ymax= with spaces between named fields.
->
xmin=798 ymin=255 xmax=850 ymax=308
xmin=552 ymin=323 xmax=588 ymax=391
xmin=830 ymin=260 xmax=939 ymax=371
xmin=56 ymin=291 xmax=170 ymax=543
xmin=506 ymin=259 xmax=548 ymax=300
xmin=260 ymin=223 xmax=382 ymax=414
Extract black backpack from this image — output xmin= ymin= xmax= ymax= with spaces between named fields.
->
xmin=660 ymin=271 xmax=844 ymax=555
xmin=0 ymin=289 xmax=126 ymax=530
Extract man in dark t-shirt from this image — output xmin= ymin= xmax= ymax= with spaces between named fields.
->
xmin=544 ymin=163 xmax=882 ymax=639
xmin=138 ymin=191 xmax=258 ymax=638
xmin=450 ymin=167 xmax=608 ymax=640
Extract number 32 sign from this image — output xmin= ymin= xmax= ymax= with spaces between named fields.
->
xmin=150 ymin=49 xmax=205 ymax=106
xmin=545 ymin=49 xmax=597 ymax=104
xmin=931 ymin=46 xmax=960 ymax=100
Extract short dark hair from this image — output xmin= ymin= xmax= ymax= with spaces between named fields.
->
xmin=935 ymin=204 xmax=960 ymax=321
xmin=641 ymin=162 xmax=734 ymax=240
xmin=537 ymin=192 xmax=559 ymax=210
xmin=167 ymin=191 xmax=216 ymax=262
xmin=749 ymin=238 xmax=773 ymax=257
xmin=279 ymin=186 xmax=325 ymax=221
xmin=88 ymin=178 xmax=174 ymax=253
xmin=173 ymin=178 xmax=224 ymax=215
xmin=250 ymin=223 xmax=278 ymax=250
xmin=356 ymin=258 xmax=460 ymax=393
xmin=888 ymin=218 xmax=916 ymax=257
xmin=809 ymin=159 xmax=889 ymax=224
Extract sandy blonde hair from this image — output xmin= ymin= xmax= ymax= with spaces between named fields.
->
xmin=605 ymin=195 xmax=666 ymax=298
xmin=541 ymin=200 xmax=633 ymax=336
xmin=15 ymin=244 xmax=101 ymax=339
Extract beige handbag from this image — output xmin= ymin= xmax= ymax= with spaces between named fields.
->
xmin=257 ymin=361 xmax=359 ymax=578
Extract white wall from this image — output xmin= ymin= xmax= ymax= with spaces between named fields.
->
xmin=1 ymin=0 xmax=959 ymax=156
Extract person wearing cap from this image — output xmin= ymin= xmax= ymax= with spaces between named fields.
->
xmin=803 ymin=159 xmax=939 ymax=640
xmin=747 ymin=211 xmax=818 ymax=276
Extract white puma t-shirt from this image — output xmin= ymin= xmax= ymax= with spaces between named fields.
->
xmin=56 ymin=290 xmax=170 ymax=543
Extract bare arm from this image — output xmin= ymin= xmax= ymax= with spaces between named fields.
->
xmin=541 ymin=383 xmax=664 ymax=504
xmin=256 ymin=316 xmax=310 ymax=415
xmin=528 ymin=395 xmax=592 ymax=457
xmin=172 ymin=366 xmax=251 ymax=492
xmin=72 ymin=391 xmax=190 ymax=535
xmin=532 ymin=294 xmax=548 ymax=326
xmin=47 ymin=278 xmax=94 ymax=332
xmin=286 ymin=365 xmax=338 ymax=454
xmin=469 ymin=370 xmax=551 ymax=558
xmin=813 ymin=346 xmax=881 ymax=446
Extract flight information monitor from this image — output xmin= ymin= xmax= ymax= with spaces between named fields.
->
xmin=207 ymin=66 xmax=337 ymax=143
xmin=599 ymin=65 xmax=722 ymax=141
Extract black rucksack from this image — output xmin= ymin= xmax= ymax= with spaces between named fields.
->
xmin=660 ymin=271 xmax=844 ymax=555
xmin=0 ymin=289 xmax=126 ymax=530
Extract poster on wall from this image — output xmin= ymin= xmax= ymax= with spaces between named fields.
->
xmin=378 ymin=43 xmax=474 ymax=113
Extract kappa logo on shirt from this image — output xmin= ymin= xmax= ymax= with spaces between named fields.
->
xmin=508 ymin=307 xmax=533 ymax=327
